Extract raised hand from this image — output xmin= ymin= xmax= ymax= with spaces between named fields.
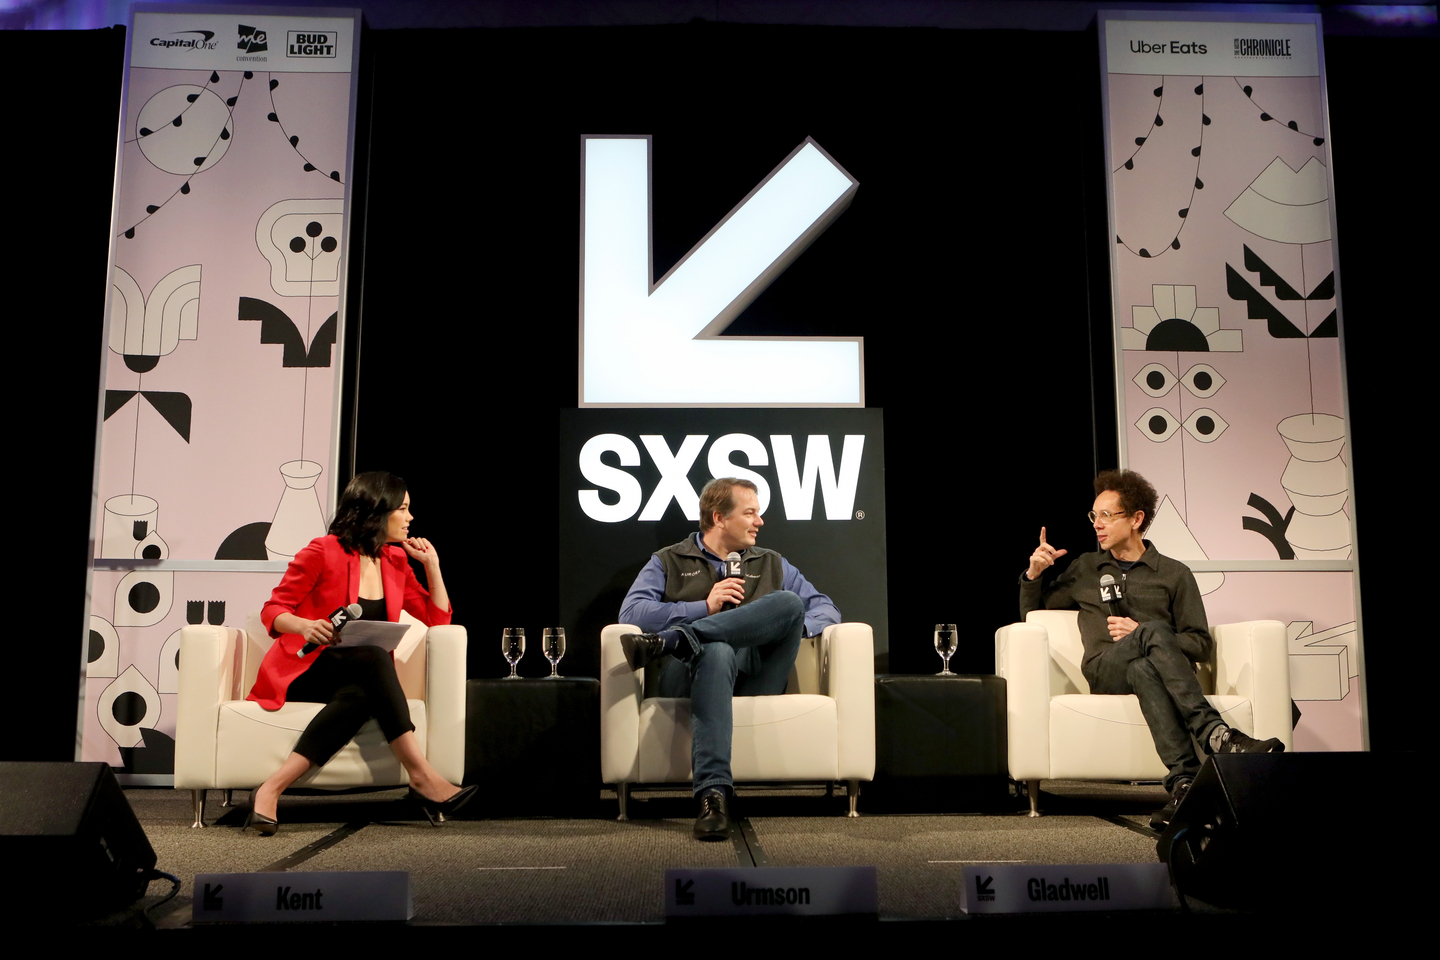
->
xmin=1026 ymin=527 xmax=1068 ymax=581
xmin=401 ymin=537 xmax=440 ymax=570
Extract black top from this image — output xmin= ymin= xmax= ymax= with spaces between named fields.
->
xmin=357 ymin=596 xmax=386 ymax=621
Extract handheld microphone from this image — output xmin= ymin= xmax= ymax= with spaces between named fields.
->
xmin=722 ymin=552 xmax=743 ymax=611
xmin=299 ymin=603 xmax=362 ymax=657
xmin=1099 ymin=574 xmax=1127 ymax=619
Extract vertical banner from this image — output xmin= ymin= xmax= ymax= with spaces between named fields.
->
xmin=1099 ymin=11 xmax=1364 ymax=749
xmin=84 ymin=5 xmax=361 ymax=779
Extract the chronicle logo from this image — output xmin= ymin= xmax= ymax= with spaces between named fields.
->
xmin=287 ymin=31 xmax=337 ymax=58
xmin=237 ymin=24 xmax=268 ymax=54
xmin=150 ymin=29 xmax=219 ymax=50
xmin=1233 ymin=36 xmax=1292 ymax=58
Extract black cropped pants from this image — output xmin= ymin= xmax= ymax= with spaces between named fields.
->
xmin=287 ymin=645 xmax=415 ymax=765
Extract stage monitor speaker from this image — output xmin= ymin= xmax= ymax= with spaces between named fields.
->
xmin=0 ymin=762 xmax=157 ymax=913
xmin=1157 ymin=752 xmax=1410 ymax=910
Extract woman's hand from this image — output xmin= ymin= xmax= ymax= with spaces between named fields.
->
xmin=401 ymin=537 xmax=440 ymax=571
xmin=274 ymin=612 xmax=336 ymax=646
xmin=298 ymin=618 xmax=337 ymax=646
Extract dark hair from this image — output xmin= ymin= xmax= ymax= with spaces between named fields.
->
xmin=1093 ymin=468 xmax=1158 ymax=534
xmin=329 ymin=471 xmax=407 ymax=557
xmin=698 ymin=478 xmax=758 ymax=532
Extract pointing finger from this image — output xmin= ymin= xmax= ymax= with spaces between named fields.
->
xmin=1039 ymin=527 xmax=1048 ymax=545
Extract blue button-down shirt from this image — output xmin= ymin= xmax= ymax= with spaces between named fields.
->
xmin=620 ymin=533 xmax=841 ymax=637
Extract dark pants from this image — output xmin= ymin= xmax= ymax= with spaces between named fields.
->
xmin=1084 ymin=621 xmax=1224 ymax=792
xmin=287 ymin=645 xmax=415 ymax=765
xmin=656 ymin=591 xmax=806 ymax=795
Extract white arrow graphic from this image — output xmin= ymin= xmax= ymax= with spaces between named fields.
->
xmin=581 ymin=135 xmax=863 ymax=406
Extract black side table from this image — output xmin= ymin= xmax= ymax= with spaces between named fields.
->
xmin=869 ymin=674 xmax=1010 ymax=812
xmin=463 ymin=677 xmax=600 ymax=815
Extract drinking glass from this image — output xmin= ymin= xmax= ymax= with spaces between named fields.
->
xmin=542 ymin=627 xmax=566 ymax=678
xmin=502 ymin=627 xmax=525 ymax=679
xmin=934 ymin=623 xmax=958 ymax=676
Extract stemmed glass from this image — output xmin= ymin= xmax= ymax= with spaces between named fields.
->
xmin=934 ymin=623 xmax=958 ymax=676
xmin=502 ymin=627 xmax=525 ymax=679
xmin=542 ymin=627 xmax=566 ymax=678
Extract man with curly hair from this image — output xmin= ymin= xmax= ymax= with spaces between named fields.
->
xmin=1021 ymin=468 xmax=1283 ymax=829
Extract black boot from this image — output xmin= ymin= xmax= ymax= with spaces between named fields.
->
xmin=1149 ymin=777 xmax=1192 ymax=831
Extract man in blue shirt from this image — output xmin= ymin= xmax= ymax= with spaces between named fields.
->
xmin=619 ymin=477 xmax=840 ymax=840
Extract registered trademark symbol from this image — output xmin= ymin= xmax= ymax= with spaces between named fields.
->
xmin=855 ymin=510 xmax=865 ymax=520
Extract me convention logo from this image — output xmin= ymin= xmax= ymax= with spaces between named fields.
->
xmin=237 ymin=24 xmax=267 ymax=54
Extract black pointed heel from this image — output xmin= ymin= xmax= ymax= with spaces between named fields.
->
xmin=408 ymin=784 xmax=479 ymax=826
xmin=245 ymin=810 xmax=279 ymax=837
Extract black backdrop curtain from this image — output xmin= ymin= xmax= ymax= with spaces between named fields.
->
xmin=10 ymin=21 xmax=1430 ymax=759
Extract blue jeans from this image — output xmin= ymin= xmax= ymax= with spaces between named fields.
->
xmin=1084 ymin=621 xmax=1225 ymax=792
xmin=656 ymin=591 xmax=805 ymax=795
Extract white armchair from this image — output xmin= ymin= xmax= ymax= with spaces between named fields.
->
xmin=995 ymin=610 xmax=1291 ymax=816
xmin=174 ymin=611 xmax=467 ymax=827
xmin=600 ymin=623 xmax=875 ymax=817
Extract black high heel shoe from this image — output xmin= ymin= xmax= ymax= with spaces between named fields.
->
xmin=408 ymin=784 xmax=479 ymax=826
xmin=245 ymin=809 xmax=279 ymax=837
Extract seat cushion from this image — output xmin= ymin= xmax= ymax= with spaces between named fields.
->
xmin=1048 ymin=694 xmax=1254 ymax=780
xmin=212 ymin=699 xmax=427 ymax=788
xmin=636 ymin=695 xmax=838 ymax=783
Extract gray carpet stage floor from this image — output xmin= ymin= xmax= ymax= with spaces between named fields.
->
xmin=96 ymin=780 xmax=1218 ymax=930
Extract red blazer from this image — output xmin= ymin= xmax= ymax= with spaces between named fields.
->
xmin=247 ymin=534 xmax=453 ymax=710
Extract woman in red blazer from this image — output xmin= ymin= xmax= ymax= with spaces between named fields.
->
xmin=246 ymin=471 xmax=476 ymax=834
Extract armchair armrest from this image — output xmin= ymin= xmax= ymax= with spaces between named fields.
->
xmin=174 ymin=624 xmax=238 ymax=789
xmin=825 ymin=623 xmax=875 ymax=781
xmin=995 ymin=621 xmax=1051 ymax=782
xmin=424 ymin=624 xmax=468 ymax=784
xmin=1212 ymin=620 xmax=1292 ymax=749
xmin=600 ymin=624 xmax=642 ymax=784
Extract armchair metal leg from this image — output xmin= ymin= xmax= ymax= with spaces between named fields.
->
xmin=846 ymin=779 xmax=860 ymax=818
xmin=221 ymin=789 xmax=233 ymax=807
xmin=617 ymin=783 xmax=629 ymax=821
xmin=1027 ymin=780 xmax=1041 ymax=818
xmin=190 ymin=790 xmax=207 ymax=828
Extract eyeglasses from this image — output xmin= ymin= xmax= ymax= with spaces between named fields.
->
xmin=1087 ymin=510 xmax=1132 ymax=525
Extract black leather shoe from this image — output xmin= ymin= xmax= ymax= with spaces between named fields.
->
xmin=693 ymin=788 xmax=731 ymax=841
xmin=620 ymin=632 xmax=668 ymax=669
xmin=1216 ymin=727 xmax=1285 ymax=754
xmin=409 ymin=784 xmax=479 ymax=826
xmin=245 ymin=810 xmax=279 ymax=837
xmin=1149 ymin=777 xmax=1192 ymax=832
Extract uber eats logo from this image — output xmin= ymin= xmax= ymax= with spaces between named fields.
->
xmin=578 ymin=432 xmax=865 ymax=523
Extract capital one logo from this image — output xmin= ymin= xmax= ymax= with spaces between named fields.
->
xmin=580 ymin=135 xmax=863 ymax=407
xmin=579 ymin=432 xmax=864 ymax=523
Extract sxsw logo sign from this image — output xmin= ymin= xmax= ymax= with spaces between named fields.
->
xmin=579 ymin=432 xmax=865 ymax=523
xmin=579 ymin=135 xmax=863 ymax=407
